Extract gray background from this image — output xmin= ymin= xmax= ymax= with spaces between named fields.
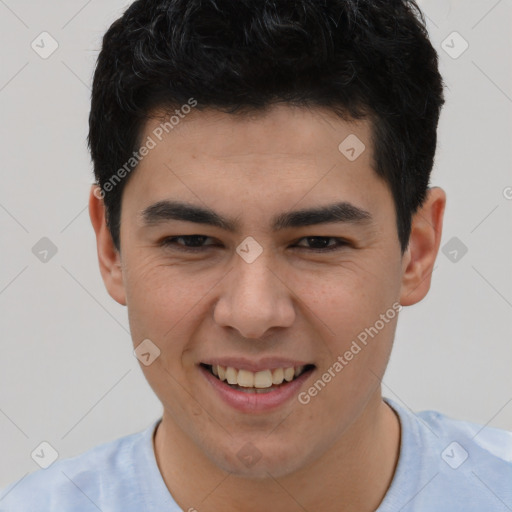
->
xmin=0 ymin=0 xmax=511 ymax=488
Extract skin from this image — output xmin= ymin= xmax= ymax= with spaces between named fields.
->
xmin=89 ymin=104 xmax=445 ymax=512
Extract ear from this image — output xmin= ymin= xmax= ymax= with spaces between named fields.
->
xmin=400 ymin=187 xmax=446 ymax=306
xmin=88 ymin=185 xmax=127 ymax=306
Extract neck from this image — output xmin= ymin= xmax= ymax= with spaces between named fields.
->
xmin=153 ymin=392 xmax=401 ymax=512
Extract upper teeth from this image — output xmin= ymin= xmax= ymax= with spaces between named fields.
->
xmin=210 ymin=365 xmax=304 ymax=388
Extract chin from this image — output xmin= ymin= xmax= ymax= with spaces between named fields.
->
xmin=211 ymin=439 xmax=309 ymax=479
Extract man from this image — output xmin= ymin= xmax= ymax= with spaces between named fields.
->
xmin=1 ymin=0 xmax=510 ymax=511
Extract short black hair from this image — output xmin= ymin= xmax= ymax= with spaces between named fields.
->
xmin=88 ymin=0 xmax=445 ymax=253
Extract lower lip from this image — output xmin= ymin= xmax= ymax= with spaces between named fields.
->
xmin=199 ymin=365 xmax=314 ymax=413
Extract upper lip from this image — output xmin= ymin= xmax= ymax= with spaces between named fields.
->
xmin=200 ymin=357 xmax=314 ymax=373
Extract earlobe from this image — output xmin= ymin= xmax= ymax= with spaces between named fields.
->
xmin=400 ymin=187 xmax=446 ymax=306
xmin=88 ymin=185 xmax=127 ymax=306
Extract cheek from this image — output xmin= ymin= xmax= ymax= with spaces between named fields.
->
xmin=122 ymin=253 xmax=220 ymax=345
xmin=293 ymin=256 xmax=400 ymax=372
xmin=295 ymin=257 xmax=397 ymax=325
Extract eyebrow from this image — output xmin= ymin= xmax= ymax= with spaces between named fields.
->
xmin=140 ymin=200 xmax=373 ymax=232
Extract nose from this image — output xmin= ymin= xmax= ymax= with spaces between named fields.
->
xmin=213 ymin=252 xmax=296 ymax=339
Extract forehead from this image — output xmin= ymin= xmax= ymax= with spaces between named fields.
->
xmin=122 ymin=105 xmax=392 ymax=229
xmin=133 ymin=105 xmax=377 ymax=192
xmin=142 ymin=104 xmax=373 ymax=165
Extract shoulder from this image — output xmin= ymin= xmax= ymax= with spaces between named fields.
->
xmin=383 ymin=398 xmax=512 ymax=510
xmin=419 ymin=407 xmax=512 ymax=506
xmin=416 ymin=406 xmax=512 ymax=464
xmin=0 ymin=423 xmax=155 ymax=512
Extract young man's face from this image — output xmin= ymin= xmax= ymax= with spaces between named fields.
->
xmin=91 ymin=105 xmax=442 ymax=478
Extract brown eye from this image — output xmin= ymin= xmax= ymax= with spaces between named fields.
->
xmin=294 ymin=237 xmax=348 ymax=252
xmin=161 ymin=235 xmax=216 ymax=251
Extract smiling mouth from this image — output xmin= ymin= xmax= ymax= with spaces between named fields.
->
xmin=200 ymin=363 xmax=315 ymax=394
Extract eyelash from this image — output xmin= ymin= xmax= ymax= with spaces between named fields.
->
xmin=160 ymin=235 xmax=349 ymax=253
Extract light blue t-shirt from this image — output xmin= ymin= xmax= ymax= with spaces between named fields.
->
xmin=1 ymin=397 xmax=511 ymax=511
